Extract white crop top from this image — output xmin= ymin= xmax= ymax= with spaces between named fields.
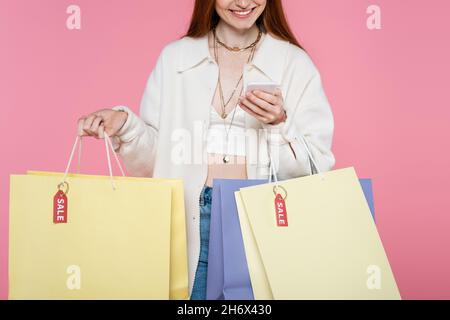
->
xmin=206 ymin=105 xmax=246 ymax=157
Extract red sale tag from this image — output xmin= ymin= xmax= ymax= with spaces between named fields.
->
xmin=53 ymin=190 xmax=68 ymax=224
xmin=274 ymin=193 xmax=288 ymax=227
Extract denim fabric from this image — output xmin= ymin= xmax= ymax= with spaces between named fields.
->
xmin=190 ymin=184 xmax=212 ymax=300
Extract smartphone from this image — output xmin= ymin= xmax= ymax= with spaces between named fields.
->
xmin=244 ymin=81 xmax=280 ymax=95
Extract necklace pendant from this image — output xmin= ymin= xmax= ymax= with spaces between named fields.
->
xmin=221 ymin=112 xmax=227 ymax=119
xmin=223 ymin=155 xmax=230 ymax=164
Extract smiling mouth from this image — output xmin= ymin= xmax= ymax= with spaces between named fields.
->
xmin=229 ymin=7 xmax=257 ymax=18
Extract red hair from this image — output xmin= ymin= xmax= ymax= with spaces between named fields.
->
xmin=183 ymin=0 xmax=304 ymax=49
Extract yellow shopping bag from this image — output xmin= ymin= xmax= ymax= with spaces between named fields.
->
xmin=9 ymin=135 xmax=187 ymax=299
xmin=235 ymin=136 xmax=401 ymax=300
xmin=26 ymin=171 xmax=189 ymax=300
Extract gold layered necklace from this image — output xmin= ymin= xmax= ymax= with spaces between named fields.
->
xmin=215 ymin=26 xmax=262 ymax=52
xmin=212 ymin=26 xmax=261 ymax=163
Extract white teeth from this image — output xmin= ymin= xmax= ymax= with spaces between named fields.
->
xmin=233 ymin=9 xmax=252 ymax=16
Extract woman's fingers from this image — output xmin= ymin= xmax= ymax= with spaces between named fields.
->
xmin=89 ymin=116 xmax=104 ymax=139
xmin=239 ymin=89 xmax=285 ymax=124
xmin=98 ymin=123 xmax=113 ymax=139
xmin=245 ymin=91 xmax=275 ymax=114
xmin=77 ymin=117 xmax=89 ymax=136
xmin=82 ymin=114 xmax=97 ymax=136
xmin=239 ymin=96 xmax=274 ymax=123
xmin=77 ymin=109 xmax=120 ymax=138
xmin=239 ymin=103 xmax=268 ymax=123
xmin=98 ymin=124 xmax=105 ymax=139
xmin=77 ymin=118 xmax=85 ymax=136
xmin=253 ymin=90 xmax=280 ymax=106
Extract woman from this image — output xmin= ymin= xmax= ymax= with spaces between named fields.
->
xmin=77 ymin=0 xmax=335 ymax=300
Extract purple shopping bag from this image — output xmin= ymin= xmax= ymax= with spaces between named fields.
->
xmin=360 ymin=178 xmax=376 ymax=221
xmin=206 ymin=178 xmax=376 ymax=300
xmin=207 ymin=179 xmax=266 ymax=300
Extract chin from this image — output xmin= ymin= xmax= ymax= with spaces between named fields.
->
xmin=226 ymin=18 xmax=259 ymax=31
xmin=228 ymin=23 xmax=255 ymax=31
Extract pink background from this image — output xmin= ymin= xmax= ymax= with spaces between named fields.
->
xmin=1 ymin=0 xmax=449 ymax=299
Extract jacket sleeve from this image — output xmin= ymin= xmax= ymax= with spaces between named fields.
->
xmin=263 ymin=46 xmax=336 ymax=180
xmin=110 ymin=48 xmax=165 ymax=177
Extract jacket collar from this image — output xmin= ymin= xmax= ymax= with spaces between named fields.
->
xmin=176 ymin=32 xmax=290 ymax=85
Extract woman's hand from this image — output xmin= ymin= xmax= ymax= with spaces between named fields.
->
xmin=238 ymin=88 xmax=287 ymax=125
xmin=77 ymin=108 xmax=128 ymax=139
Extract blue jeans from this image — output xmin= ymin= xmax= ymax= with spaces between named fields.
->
xmin=190 ymin=184 xmax=212 ymax=300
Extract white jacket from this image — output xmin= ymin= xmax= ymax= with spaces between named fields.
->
xmin=111 ymin=32 xmax=335 ymax=297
